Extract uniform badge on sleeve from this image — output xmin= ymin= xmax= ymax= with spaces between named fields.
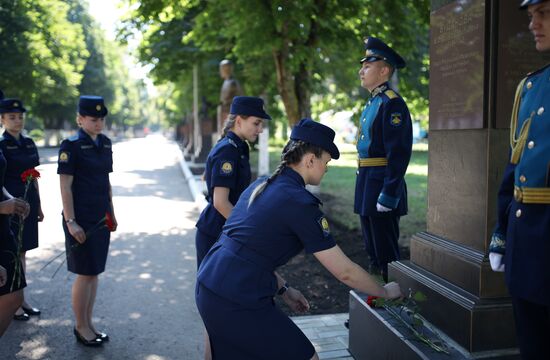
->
xmin=59 ymin=151 xmax=70 ymax=163
xmin=221 ymin=161 xmax=234 ymax=175
xmin=318 ymin=216 xmax=330 ymax=236
xmin=390 ymin=113 xmax=402 ymax=127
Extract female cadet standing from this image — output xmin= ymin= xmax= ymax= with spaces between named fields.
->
xmin=0 ymin=90 xmax=30 ymax=336
xmin=195 ymin=96 xmax=271 ymax=267
xmin=0 ymin=98 xmax=43 ymax=321
xmin=196 ymin=119 xmax=402 ymax=360
xmin=58 ymin=95 xmax=117 ymax=347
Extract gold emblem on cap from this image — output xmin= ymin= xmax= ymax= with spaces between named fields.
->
xmin=14 ymin=102 xmax=19 ymax=107
xmin=96 ymin=104 xmax=102 ymax=111
xmin=365 ymin=49 xmax=375 ymax=56
xmin=526 ymin=81 xmax=532 ymax=89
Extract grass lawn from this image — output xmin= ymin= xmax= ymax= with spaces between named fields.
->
xmin=250 ymin=142 xmax=428 ymax=242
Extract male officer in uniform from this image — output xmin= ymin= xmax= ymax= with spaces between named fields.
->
xmin=489 ymin=1 xmax=550 ymax=358
xmin=354 ymin=37 xmax=412 ymax=283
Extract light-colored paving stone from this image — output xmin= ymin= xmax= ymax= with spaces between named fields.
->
xmin=292 ymin=313 xmax=352 ymax=359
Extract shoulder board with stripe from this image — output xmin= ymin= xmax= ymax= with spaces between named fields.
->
xmin=227 ymin=138 xmax=238 ymax=148
xmin=67 ymin=134 xmax=79 ymax=142
xmin=384 ymin=89 xmax=398 ymax=99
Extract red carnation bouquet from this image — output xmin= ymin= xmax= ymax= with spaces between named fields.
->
xmin=10 ymin=168 xmax=40 ymax=291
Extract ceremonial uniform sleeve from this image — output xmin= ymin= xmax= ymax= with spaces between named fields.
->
xmin=379 ymin=98 xmax=413 ymax=208
xmin=288 ymin=200 xmax=336 ymax=254
xmin=209 ymin=146 xmax=240 ymax=190
xmin=57 ymin=140 xmax=77 ymax=175
xmin=490 ymin=158 xmax=515 ymax=254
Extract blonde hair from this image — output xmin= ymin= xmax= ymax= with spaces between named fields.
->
xmin=248 ymin=140 xmax=324 ymax=206
xmin=220 ymin=114 xmax=249 ymax=140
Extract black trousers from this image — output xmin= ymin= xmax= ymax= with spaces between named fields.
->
xmin=359 ymin=215 xmax=400 ymax=277
xmin=512 ymin=296 xmax=550 ymax=360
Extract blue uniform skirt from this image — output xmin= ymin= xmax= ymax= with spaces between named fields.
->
xmin=63 ymin=218 xmax=110 ymax=276
xmin=196 ymin=283 xmax=315 ymax=360
xmin=0 ymin=216 xmax=26 ymax=296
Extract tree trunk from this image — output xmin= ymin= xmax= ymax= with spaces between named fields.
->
xmin=273 ymin=48 xmax=300 ymax=127
xmin=295 ymin=62 xmax=311 ymax=120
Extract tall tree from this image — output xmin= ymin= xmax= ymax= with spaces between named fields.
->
xmin=122 ymin=0 xmax=430 ymax=126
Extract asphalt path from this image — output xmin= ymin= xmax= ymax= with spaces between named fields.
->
xmin=1 ymin=135 xmax=204 ymax=359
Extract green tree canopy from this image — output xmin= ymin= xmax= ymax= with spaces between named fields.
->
xmin=122 ymin=0 xmax=429 ymax=127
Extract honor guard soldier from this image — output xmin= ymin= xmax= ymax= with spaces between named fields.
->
xmin=0 ymin=98 xmax=43 ymax=320
xmin=354 ymin=37 xmax=413 ymax=282
xmin=489 ymin=1 xmax=550 ymax=358
xmin=196 ymin=119 xmax=402 ymax=360
xmin=58 ymin=95 xmax=117 ymax=346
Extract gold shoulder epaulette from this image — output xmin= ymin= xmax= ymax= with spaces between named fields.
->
xmin=384 ymin=89 xmax=398 ymax=99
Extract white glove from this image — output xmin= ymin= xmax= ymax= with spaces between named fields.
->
xmin=489 ymin=252 xmax=505 ymax=272
xmin=376 ymin=203 xmax=392 ymax=212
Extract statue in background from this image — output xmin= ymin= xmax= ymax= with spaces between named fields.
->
xmin=217 ymin=59 xmax=242 ymax=136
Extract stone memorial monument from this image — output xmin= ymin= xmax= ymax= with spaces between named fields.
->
xmin=348 ymin=1 xmax=550 ymax=359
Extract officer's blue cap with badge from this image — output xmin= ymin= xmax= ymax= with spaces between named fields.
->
xmin=520 ymin=0 xmax=548 ymax=9
xmin=360 ymin=36 xmax=406 ymax=69
xmin=230 ymin=96 xmax=272 ymax=120
xmin=290 ymin=118 xmax=340 ymax=159
xmin=0 ymin=98 xmax=27 ymax=114
xmin=78 ymin=95 xmax=108 ymax=117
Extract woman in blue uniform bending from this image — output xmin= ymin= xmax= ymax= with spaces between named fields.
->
xmin=196 ymin=119 xmax=402 ymax=360
xmin=195 ymin=96 xmax=271 ymax=267
xmin=58 ymin=96 xmax=117 ymax=347
xmin=0 ymin=98 xmax=43 ymax=321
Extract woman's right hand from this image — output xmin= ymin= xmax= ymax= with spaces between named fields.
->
xmin=68 ymin=222 xmax=86 ymax=244
xmin=383 ymin=282 xmax=403 ymax=299
xmin=0 ymin=198 xmax=30 ymax=217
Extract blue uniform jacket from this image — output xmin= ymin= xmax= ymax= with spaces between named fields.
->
xmin=196 ymin=131 xmax=251 ymax=238
xmin=0 ymin=132 xmax=40 ymax=203
xmin=354 ymin=83 xmax=412 ymax=217
xmin=57 ymin=129 xmax=113 ymax=223
xmin=197 ymin=167 xmax=336 ymax=308
xmin=490 ymin=64 xmax=550 ymax=305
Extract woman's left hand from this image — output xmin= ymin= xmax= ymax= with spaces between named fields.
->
xmin=37 ymin=206 xmax=44 ymax=222
xmin=110 ymin=214 xmax=118 ymax=232
xmin=282 ymin=288 xmax=310 ymax=313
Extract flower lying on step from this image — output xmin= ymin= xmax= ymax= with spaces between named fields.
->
xmin=366 ymin=289 xmax=449 ymax=354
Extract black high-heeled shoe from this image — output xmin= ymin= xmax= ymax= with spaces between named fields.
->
xmin=73 ymin=328 xmax=103 ymax=347
xmin=13 ymin=312 xmax=30 ymax=321
xmin=95 ymin=331 xmax=109 ymax=342
xmin=22 ymin=305 xmax=41 ymax=316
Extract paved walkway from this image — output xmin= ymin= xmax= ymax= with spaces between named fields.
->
xmin=2 ymin=135 xmax=353 ymax=359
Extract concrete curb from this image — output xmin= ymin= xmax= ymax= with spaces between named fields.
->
xmin=175 ymin=144 xmax=208 ymax=209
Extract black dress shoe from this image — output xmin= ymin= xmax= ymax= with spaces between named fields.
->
xmin=22 ymin=305 xmax=41 ymax=316
xmin=73 ymin=328 xmax=103 ymax=347
xmin=95 ymin=332 xmax=109 ymax=342
xmin=13 ymin=312 xmax=30 ymax=321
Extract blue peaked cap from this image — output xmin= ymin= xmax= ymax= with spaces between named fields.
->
xmin=230 ymin=96 xmax=271 ymax=120
xmin=0 ymin=98 xmax=27 ymax=114
xmin=290 ymin=118 xmax=340 ymax=159
xmin=520 ymin=0 xmax=549 ymax=8
xmin=78 ymin=95 xmax=108 ymax=117
xmin=360 ymin=36 xmax=406 ymax=69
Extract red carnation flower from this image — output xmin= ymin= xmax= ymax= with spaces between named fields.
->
xmin=366 ymin=295 xmax=379 ymax=307
xmin=20 ymin=168 xmax=40 ymax=183
xmin=105 ymin=212 xmax=115 ymax=232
